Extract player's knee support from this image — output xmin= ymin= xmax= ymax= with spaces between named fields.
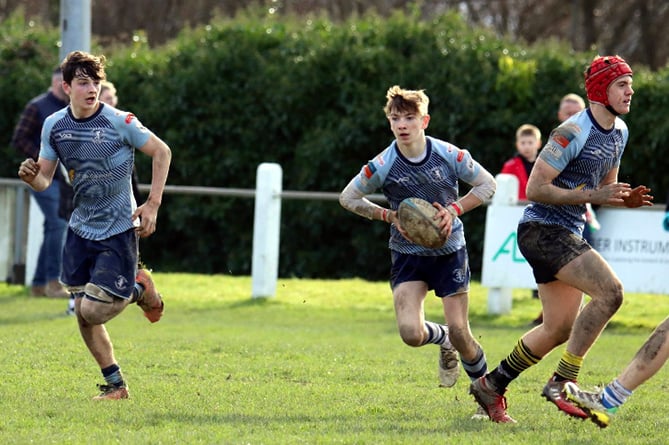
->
xmin=79 ymin=283 xmax=127 ymax=324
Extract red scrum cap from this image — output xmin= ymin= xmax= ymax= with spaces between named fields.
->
xmin=584 ymin=55 xmax=633 ymax=106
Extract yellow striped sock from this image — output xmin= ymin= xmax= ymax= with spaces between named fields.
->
xmin=506 ymin=339 xmax=541 ymax=373
xmin=555 ymin=350 xmax=583 ymax=381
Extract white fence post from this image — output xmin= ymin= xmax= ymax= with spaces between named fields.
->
xmin=0 ymin=187 xmax=14 ymax=281
xmin=485 ymin=174 xmax=519 ymax=314
xmin=25 ymin=196 xmax=44 ymax=286
xmin=251 ymin=163 xmax=282 ymax=298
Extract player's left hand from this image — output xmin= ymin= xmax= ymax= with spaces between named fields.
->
xmin=432 ymin=202 xmax=455 ymax=240
xmin=622 ymin=185 xmax=653 ymax=208
xmin=132 ymin=202 xmax=159 ymax=238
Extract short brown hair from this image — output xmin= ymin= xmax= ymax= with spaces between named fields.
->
xmin=383 ymin=85 xmax=429 ymax=116
xmin=60 ymin=51 xmax=107 ymax=84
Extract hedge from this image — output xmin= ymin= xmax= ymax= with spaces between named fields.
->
xmin=2 ymin=8 xmax=668 ymax=281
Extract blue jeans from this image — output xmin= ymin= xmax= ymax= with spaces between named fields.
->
xmin=31 ymin=180 xmax=67 ymax=286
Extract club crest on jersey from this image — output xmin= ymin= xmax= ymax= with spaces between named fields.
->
xmin=92 ymin=129 xmax=104 ymax=144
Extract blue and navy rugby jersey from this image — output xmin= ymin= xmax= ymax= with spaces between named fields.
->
xmin=40 ymin=103 xmax=151 ymax=240
xmin=353 ymin=136 xmax=484 ymax=256
xmin=519 ymin=109 xmax=627 ymax=236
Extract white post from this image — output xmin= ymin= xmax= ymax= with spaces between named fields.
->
xmin=25 ymin=196 xmax=44 ymax=286
xmin=0 ymin=187 xmax=14 ymax=281
xmin=251 ymin=163 xmax=282 ymax=298
xmin=25 ymin=194 xmax=44 ymax=286
xmin=486 ymin=174 xmax=519 ymax=314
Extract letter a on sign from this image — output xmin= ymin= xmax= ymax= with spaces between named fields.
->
xmin=492 ymin=232 xmax=526 ymax=263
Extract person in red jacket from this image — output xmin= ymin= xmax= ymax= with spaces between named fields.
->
xmin=500 ymin=124 xmax=542 ymax=201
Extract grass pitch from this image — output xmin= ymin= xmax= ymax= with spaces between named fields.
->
xmin=1 ymin=275 xmax=667 ymax=444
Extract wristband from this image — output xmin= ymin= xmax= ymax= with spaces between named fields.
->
xmin=381 ymin=209 xmax=389 ymax=223
xmin=450 ymin=201 xmax=463 ymax=216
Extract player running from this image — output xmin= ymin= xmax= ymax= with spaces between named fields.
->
xmin=18 ymin=50 xmax=171 ymax=400
xmin=339 ymin=85 xmax=496 ymax=418
xmin=469 ymin=55 xmax=653 ymax=422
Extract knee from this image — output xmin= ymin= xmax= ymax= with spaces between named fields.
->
xmin=540 ymin=322 xmax=572 ymax=345
xmin=610 ymin=281 xmax=624 ymax=310
xmin=78 ymin=298 xmax=108 ymax=325
xmin=446 ymin=324 xmax=471 ymax=351
xmin=397 ymin=324 xmax=424 ymax=347
xmin=553 ymin=325 xmax=572 ymax=344
xmin=598 ymin=280 xmax=624 ymax=315
xmin=78 ymin=284 xmax=122 ymax=325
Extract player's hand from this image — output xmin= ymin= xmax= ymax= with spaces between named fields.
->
xmin=18 ymin=158 xmax=39 ymax=183
xmin=622 ymin=185 xmax=653 ymax=208
xmin=432 ymin=202 xmax=454 ymax=240
xmin=132 ymin=201 xmax=159 ymax=238
xmin=394 ymin=218 xmax=413 ymax=243
xmin=593 ymin=182 xmax=632 ymax=206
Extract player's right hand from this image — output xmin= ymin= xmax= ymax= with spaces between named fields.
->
xmin=18 ymin=158 xmax=39 ymax=183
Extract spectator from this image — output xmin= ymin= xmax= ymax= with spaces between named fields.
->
xmin=500 ymin=124 xmax=542 ymax=202
xmin=11 ymin=67 xmax=69 ymax=298
xmin=557 ymin=93 xmax=586 ymax=123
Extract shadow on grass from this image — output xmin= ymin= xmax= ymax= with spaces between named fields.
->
xmin=0 ymin=310 xmax=71 ymax=325
xmin=225 ymin=296 xmax=284 ymax=309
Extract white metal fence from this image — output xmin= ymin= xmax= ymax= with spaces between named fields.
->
xmin=0 ymin=163 xmax=385 ymax=297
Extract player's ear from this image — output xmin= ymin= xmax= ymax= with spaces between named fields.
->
xmin=421 ymin=114 xmax=430 ymax=129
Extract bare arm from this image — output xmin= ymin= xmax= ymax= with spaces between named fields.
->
xmin=18 ymin=157 xmax=58 ymax=191
xmin=339 ymin=178 xmax=392 ymax=223
xmin=525 ymin=157 xmax=644 ymax=206
xmin=133 ymin=133 xmax=172 ymax=237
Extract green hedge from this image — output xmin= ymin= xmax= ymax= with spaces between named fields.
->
xmin=2 ymin=8 xmax=668 ymax=280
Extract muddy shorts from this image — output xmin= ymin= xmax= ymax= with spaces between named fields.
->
xmin=517 ymin=221 xmax=591 ymax=284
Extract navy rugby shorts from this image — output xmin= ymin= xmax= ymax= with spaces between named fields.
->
xmin=61 ymin=228 xmax=139 ymax=299
xmin=390 ymin=247 xmax=470 ymax=297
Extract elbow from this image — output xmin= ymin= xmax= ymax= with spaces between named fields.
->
xmin=338 ymin=193 xmax=347 ymax=210
xmin=525 ymin=186 xmax=538 ymax=202
xmin=487 ymin=179 xmax=497 ymax=201
xmin=163 ymin=145 xmax=172 ymax=163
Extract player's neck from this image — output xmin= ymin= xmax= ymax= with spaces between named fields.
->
xmin=70 ymin=102 xmax=100 ymax=120
xmin=590 ymin=104 xmax=616 ymax=130
xmin=397 ymin=136 xmax=427 ymax=159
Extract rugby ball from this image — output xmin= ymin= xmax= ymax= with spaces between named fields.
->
xmin=397 ymin=197 xmax=447 ymax=248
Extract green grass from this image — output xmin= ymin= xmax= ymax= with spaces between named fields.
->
xmin=1 ymin=275 xmax=668 ymax=444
